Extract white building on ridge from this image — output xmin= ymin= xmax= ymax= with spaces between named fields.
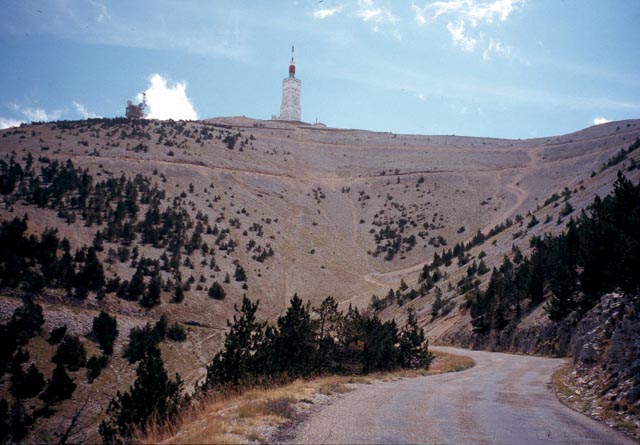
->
xmin=276 ymin=46 xmax=301 ymax=121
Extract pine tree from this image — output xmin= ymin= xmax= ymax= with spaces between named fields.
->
xmin=40 ymin=364 xmax=76 ymax=404
xmin=171 ymin=285 xmax=184 ymax=303
xmin=126 ymin=267 xmax=145 ymax=301
xmin=234 ymin=264 xmax=247 ymax=282
xmin=208 ymin=281 xmax=226 ymax=300
xmin=76 ymin=246 xmax=105 ymax=292
xmin=53 ymin=334 xmax=87 ymax=371
xmin=47 ymin=325 xmax=67 ymax=345
xmin=9 ymin=297 xmax=44 ymax=345
xmin=152 ymin=315 xmax=168 ymax=342
xmin=399 ymin=308 xmax=432 ymax=369
xmin=86 ymin=354 xmax=109 ymax=383
xmin=272 ymin=294 xmax=315 ymax=377
xmin=419 ymin=264 xmax=431 ymax=282
xmin=10 ymin=363 xmax=45 ymax=399
xmin=123 ymin=324 xmax=158 ymax=364
xmin=361 ymin=316 xmax=400 ymax=373
xmin=526 ymin=253 xmax=545 ymax=305
xmin=93 ymin=230 xmax=105 ymax=252
xmin=92 ymin=311 xmax=118 ymax=355
xmin=140 ymin=271 xmax=161 ymax=308
xmin=167 ymin=322 xmax=187 ymax=342
xmin=99 ymin=347 xmax=183 ymax=441
xmin=203 ymin=296 xmax=265 ymax=388
xmin=312 ymin=296 xmax=341 ymax=370
xmin=477 ymin=259 xmax=489 ymax=275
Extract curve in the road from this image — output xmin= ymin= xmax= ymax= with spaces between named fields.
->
xmin=289 ymin=347 xmax=637 ymax=445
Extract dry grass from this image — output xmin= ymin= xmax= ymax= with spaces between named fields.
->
xmin=427 ymin=351 xmax=475 ymax=374
xmin=141 ymin=350 xmax=474 ymax=444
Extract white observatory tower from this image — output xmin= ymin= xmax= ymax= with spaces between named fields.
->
xmin=277 ymin=46 xmax=301 ymax=121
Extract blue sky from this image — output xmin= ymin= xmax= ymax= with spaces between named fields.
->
xmin=1 ymin=0 xmax=639 ymax=138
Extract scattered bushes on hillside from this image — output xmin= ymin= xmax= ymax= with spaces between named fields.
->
xmin=123 ymin=315 xmax=169 ymax=364
xmin=167 ymin=323 xmax=187 ymax=342
xmin=601 ymin=137 xmax=640 ymax=171
xmin=0 ymin=215 xmax=109 ymax=298
xmin=0 ymin=155 xmax=273 ymax=309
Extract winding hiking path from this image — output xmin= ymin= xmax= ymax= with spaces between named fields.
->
xmin=289 ymin=347 xmax=636 ymax=445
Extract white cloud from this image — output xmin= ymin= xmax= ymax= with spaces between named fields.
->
xmin=446 ymin=21 xmax=477 ymax=51
xmin=139 ymin=74 xmax=198 ymax=121
xmin=0 ymin=118 xmax=24 ymax=129
xmin=20 ymin=107 xmax=49 ymax=122
xmin=414 ymin=0 xmax=525 ymax=54
xmin=593 ymin=117 xmax=610 ymax=125
xmin=10 ymin=104 xmax=62 ymax=123
xmin=482 ymin=38 xmax=509 ymax=61
xmin=312 ymin=5 xmax=343 ymax=19
xmin=412 ymin=5 xmax=428 ymax=25
xmin=423 ymin=0 xmax=525 ymax=26
xmin=73 ymin=101 xmax=99 ymax=119
xmin=356 ymin=0 xmax=397 ymax=23
xmin=89 ymin=1 xmax=109 ymax=23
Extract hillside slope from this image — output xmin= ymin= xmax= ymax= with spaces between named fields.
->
xmin=0 ymin=117 xmax=639 ymax=441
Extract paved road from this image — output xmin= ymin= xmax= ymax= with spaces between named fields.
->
xmin=289 ymin=347 xmax=637 ymax=445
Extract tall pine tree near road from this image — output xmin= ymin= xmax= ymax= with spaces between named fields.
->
xmin=99 ymin=347 xmax=183 ymax=443
xmin=272 ymin=294 xmax=316 ymax=377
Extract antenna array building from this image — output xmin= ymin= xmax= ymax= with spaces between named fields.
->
xmin=276 ymin=46 xmax=301 ymax=121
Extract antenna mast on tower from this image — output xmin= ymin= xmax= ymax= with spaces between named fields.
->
xmin=289 ymin=45 xmax=296 ymax=78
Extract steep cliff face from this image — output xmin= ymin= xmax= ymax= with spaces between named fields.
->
xmin=571 ymin=293 xmax=640 ymax=408
xmin=442 ymin=292 xmax=640 ymax=394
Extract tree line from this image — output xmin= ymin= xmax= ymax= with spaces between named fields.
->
xmin=99 ymin=294 xmax=433 ymax=443
xmin=202 ymin=295 xmax=432 ymax=388
xmin=469 ymin=172 xmax=640 ymax=333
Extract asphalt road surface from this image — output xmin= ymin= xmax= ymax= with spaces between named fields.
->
xmin=289 ymin=347 xmax=637 ymax=445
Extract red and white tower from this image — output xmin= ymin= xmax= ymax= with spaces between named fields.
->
xmin=278 ymin=45 xmax=301 ymax=121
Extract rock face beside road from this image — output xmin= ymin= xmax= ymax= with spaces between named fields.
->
xmin=439 ymin=292 xmax=640 ymax=436
xmin=289 ymin=347 xmax=636 ymax=445
xmin=572 ymin=293 xmax=640 ymax=405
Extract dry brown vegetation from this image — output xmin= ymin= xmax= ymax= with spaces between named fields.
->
xmin=139 ymin=350 xmax=474 ymax=444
